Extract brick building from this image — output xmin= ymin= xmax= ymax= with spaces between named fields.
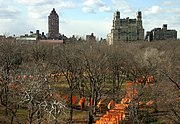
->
xmin=48 ymin=8 xmax=59 ymax=39
xmin=145 ymin=24 xmax=177 ymax=41
xmin=107 ymin=11 xmax=144 ymax=45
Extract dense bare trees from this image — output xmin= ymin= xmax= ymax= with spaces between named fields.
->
xmin=0 ymin=39 xmax=179 ymax=123
xmin=0 ymin=40 xmax=23 ymax=116
xmin=49 ymin=44 xmax=84 ymax=123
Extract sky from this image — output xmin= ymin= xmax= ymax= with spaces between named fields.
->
xmin=0 ymin=0 xmax=180 ymax=39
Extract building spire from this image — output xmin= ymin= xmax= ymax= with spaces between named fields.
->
xmin=51 ymin=8 xmax=56 ymax=14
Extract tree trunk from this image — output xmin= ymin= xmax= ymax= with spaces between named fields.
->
xmin=88 ymin=111 xmax=93 ymax=124
xmin=5 ymin=83 xmax=8 ymax=116
xmin=112 ymin=78 xmax=116 ymax=101
xmin=88 ymin=96 xmax=94 ymax=124
xmin=4 ymin=66 xmax=10 ymax=116
xmin=69 ymin=90 xmax=73 ymax=124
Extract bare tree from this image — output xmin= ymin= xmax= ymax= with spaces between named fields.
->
xmin=49 ymin=44 xmax=83 ymax=124
xmin=77 ymin=43 xmax=111 ymax=123
xmin=0 ymin=40 xmax=23 ymax=116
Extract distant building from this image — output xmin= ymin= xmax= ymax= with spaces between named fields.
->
xmin=99 ymin=37 xmax=106 ymax=43
xmin=0 ymin=35 xmax=5 ymax=38
xmin=16 ymin=30 xmax=46 ymax=44
xmin=145 ymin=24 xmax=177 ymax=41
xmin=0 ymin=35 xmax=5 ymax=41
xmin=30 ymin=30 xmax=47 ymax=40
xmin=86 ymin=33 xmax=96 ymax=42
xmin=39 ymin=40 xmax=64 ymax=44
xmin=48 ymin=8 xmax=59 ymax=39
xmin=107 ymin=11 xmax=144 ymax=45
xmin=66 ymin=35 xmax=78 ymax=43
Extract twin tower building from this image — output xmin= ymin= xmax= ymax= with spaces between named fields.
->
xmin=107 ymin=11 xmax=144 ymax=44
xmin=48 ymin=8 xmax=144 ymax=43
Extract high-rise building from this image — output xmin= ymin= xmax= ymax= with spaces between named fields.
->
xmin=48 ymin=8 xmax=59 ymax=39
xmin=107 ymin=11 xmax=144 ymax=45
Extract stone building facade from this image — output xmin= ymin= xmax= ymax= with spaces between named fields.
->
xmin=48 ymin=8 xmax=59 ymax=39
xmin=145 ymin=24 xmax=177 ymax=41
xmin=107 ymin=11 xmax=144 ymax=45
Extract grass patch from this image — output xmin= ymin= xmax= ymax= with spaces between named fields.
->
xmin=52 ymin=82 xmax=69 ymax=89
xmin=73 ymin=110 xmax=89 ymax=119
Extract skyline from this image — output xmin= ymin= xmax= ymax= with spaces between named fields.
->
xmin=0 ymin=0 xmax=180 ymax=38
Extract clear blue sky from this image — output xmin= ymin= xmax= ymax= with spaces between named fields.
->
xmin=0 ymin=0 xmax=179 ymax=38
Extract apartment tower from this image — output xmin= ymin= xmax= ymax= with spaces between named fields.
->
xmin=48 ymin=8 xmax=59 ymax=39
